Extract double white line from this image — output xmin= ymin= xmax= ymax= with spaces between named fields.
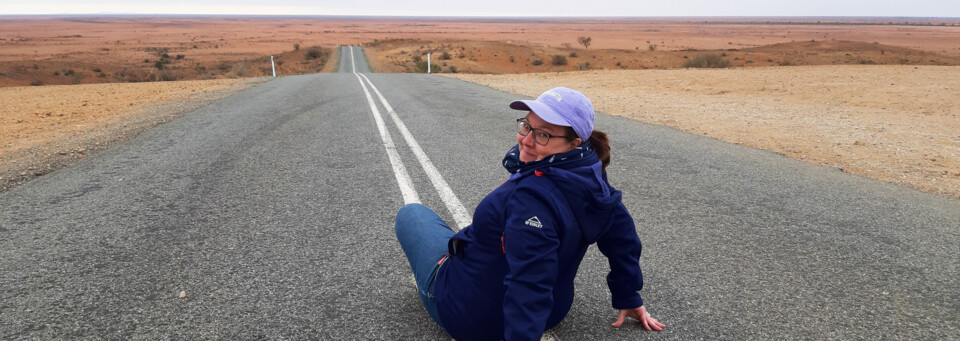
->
xmin=349 ymin=46 xmax=471 ymax=230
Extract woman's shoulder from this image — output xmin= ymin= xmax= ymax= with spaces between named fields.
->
xmin=510 ymin=170 xmax=561 ymax=193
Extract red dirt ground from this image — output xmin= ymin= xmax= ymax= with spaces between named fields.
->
xmin=3 ymin=16 xmax=960 ymax=86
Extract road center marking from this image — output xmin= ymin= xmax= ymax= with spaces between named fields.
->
xmin=351 ymin=46 xmax=471 ymax=230
xmin=358 ymin=73 xmax=472 ymax=230
xmin=350 ymin=45 xmax=357 ymax=74
xmin=351 ymin=46 xmax=420 ymax=204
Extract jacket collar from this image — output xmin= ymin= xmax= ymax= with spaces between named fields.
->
xmin=502 ymin=142 xmax=596 ymax=177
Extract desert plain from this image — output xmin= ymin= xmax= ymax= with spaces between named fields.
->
xmin=1 ymin=16 xmax=959 ymax=198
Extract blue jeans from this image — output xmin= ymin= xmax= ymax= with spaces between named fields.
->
xmin=395 ymin=203 xmax=454 ymax=329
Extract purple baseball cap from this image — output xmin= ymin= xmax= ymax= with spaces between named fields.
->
xmin=509 ymin=87 xmax=595 ymax=141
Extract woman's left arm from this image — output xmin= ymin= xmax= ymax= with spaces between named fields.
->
xmin=598 ymin=203 xmax=664 ymax=331
xmin=502 ymin=187 xmax=562 ymax=340
xmin=611 ymin=305 xmax=665 ymax=331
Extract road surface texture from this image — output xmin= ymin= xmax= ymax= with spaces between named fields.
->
xmin=2 ymin=46 xmax=958 ymax=340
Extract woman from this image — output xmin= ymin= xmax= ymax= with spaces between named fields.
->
xmin=395 ymin=87 xmax=664 ymax=340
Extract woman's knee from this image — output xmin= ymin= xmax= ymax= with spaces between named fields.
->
xmin=398 ymin=203 xmax=428 ymax=217
xmin=396 ymin=203 xmax=429 ymax=235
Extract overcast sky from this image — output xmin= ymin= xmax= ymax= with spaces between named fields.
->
xmin=2 ymin=0 xmax=958 ymax=17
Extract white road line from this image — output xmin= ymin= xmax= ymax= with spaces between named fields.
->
xmin=350 ymin=46 xmax=357 ymax=74
xmin=357 ymin=73 xmax=472 ymax=230
xmin=351 ymin=46 xmax=420 ymax=204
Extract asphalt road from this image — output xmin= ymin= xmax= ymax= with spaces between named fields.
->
xmin=1 ymin=46 xmax=958 ymax=340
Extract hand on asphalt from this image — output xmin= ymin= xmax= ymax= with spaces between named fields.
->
xmin=611 ymin=305 xmax=665 ymax=331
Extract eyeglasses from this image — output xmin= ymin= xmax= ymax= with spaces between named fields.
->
xmin=517 ymin=118 xmax=573 ymax=146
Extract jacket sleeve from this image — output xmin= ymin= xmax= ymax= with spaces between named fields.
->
xmin=502 ymin=187 xmax=560 ymax=341
xmin=595 ymin=202 xmax=644 ymax=309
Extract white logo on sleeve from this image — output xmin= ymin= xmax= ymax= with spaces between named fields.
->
xmin=524 ymin=216 xmax=543 ymax=228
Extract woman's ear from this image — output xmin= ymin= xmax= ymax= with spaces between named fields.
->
xmin=571 ymin=138 xmax=582 ymax=149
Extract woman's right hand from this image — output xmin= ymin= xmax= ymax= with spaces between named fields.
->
xmin=611 ymin=305 xmax=665 ymax=331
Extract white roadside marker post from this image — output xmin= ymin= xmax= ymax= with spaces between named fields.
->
xmin=427 ymin=53 xmax=431 ymax=74
xmin=271 ymin=56 xmax=276 ymax=77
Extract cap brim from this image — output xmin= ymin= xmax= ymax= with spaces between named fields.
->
xmin=509 ymin=99 xmax=572 ymax=127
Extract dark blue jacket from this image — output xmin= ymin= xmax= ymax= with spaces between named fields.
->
xmin=435 ymin=145 xmax=645 ymax=341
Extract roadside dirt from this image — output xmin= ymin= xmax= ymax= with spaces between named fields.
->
xmin=365 ymin=39 xmax=960 ymax=74
xmin=0 ymin=78 xmax=265 ymax=192
xmin=447 ymin=65 xmax=960 ymax=199
xmin=4 ymin=16 xmax=960 ymax=87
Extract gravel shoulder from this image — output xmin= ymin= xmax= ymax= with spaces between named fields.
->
xmin=446 ymin=65 xmax=960 ymax=199
xmin=0 ymin=78 xmax=267 ymax=193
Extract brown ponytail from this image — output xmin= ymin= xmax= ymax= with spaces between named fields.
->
xmin=563 ymin=127 xmax=611 ymax=171
xmin=588 ymin=130 xmax=610 ymax=171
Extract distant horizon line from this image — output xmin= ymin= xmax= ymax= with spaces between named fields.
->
xmin=2 ymin=14 xmax=959 ymax=20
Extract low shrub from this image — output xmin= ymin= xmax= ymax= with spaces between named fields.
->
xmin=683 ymin=54 xmax=731 ymax=68
xmin=552 ymin=55 xmax=568 ymax=65
xmin=531 ymin=59 xmax=543 ymax=66
xmin=30 ymin=80 xmax=43 ymax=86
xmin=228 ymin=61 xmax=249 ymax=78
xmin=415 ymin=61 xmax=440 ymax=73
xmin=157 ymin=70 xmax=179 ymax=82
